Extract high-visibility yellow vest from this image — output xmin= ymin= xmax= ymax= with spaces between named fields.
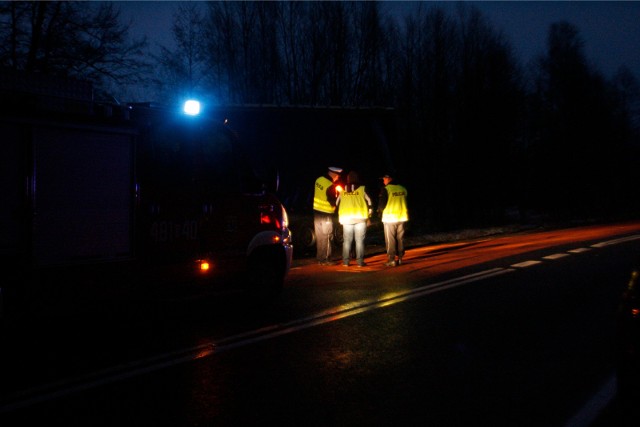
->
xmin=382 ymin=184 xmax=408 ymax=223
xmin=313 ymin=176 xmax=335 ymax=213
xmin=338 ymin=186 xmax=369 ymax=224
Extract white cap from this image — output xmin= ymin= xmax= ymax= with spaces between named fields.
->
xmin=328 ymin=166 xmax=343 ymax=174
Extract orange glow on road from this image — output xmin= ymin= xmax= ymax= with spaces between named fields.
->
xmin=287 ymin=221 xmax=640 ymax=289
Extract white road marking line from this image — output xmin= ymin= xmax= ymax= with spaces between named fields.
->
xmin=543 ymin=253 xmax=569 ymax=260
xmin=215 ymin=268 xmax=513 ymax=351
xmin=591 ymin=234 xmax=640 ymax=248
xmin=511 ymin=260 xmax=543 ymax=268
xmin=568 ymin=248 xmax=591 ymax=253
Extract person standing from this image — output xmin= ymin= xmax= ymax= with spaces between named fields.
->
xmin=313 ymin=166 xmax=343 ymax=265
xmin=337 ymin=170 xmax=372 ymax=267
xmin=378 ymin=172 xmax=409 ymax=267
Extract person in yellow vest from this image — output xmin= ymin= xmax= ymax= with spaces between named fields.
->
xmin=377 ymin=172 xmax=409 ymax=267
xmin=313 ymin=166 xmax=343 ymax=265
xmin=337 ymin=170 xmax=372 ymax=267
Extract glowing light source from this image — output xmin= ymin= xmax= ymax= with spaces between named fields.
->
xmin=260 ymin=212 xmax=272 ymax=224
xmin=183 ymin=100 xmax=201 ymax=116
xmin=199 ymin=261 xmax=211 ymax=272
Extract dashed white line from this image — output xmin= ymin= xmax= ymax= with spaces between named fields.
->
xmin=591 ymin=234 xmax=640 ymax=248
xmin=511 ymin=260 xmax=543 ymax=268
xmin=543 ymin=253 xmax=570 ymax=260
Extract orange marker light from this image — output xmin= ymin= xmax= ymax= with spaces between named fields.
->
xmin=200 ymin=261 xmax=211 ymax=272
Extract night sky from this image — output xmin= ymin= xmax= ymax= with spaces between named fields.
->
xmin=116 ymin=1 xmax=640 ymax=80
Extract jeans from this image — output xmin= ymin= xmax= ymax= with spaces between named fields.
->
xmin=314 ymin=212 xmax=334 ymax=262
xmin=342 ymin=221 xmax=367 ymax=265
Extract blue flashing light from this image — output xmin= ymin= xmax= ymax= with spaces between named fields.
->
xmin=183 ymin=99 xmax=201 ymax=116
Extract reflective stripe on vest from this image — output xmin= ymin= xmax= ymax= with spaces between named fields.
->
xmin=313 ymin=176 xmax=335 ymax=213
xmin=338 ymin=186 xmax=369 ymax=224
xmin=382 ymin=184 xmax=408 ymax=223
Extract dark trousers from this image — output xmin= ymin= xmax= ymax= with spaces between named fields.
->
xmin=314 ymin=211 xmax=334 ymax=262
xmin=383 ymin=221 xmax=406 ymax=260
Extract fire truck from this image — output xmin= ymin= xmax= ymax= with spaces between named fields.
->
xmin=0 ymin=72 xmax=293 ymax=321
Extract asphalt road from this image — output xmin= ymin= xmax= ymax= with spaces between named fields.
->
xmin=2 ymin=221 xmax=640 ymax=426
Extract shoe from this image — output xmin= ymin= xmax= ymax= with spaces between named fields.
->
xmin=342 ymin=262 xmax=349 ymax=267
xmin=384 ymin=261 xmax=397 ymax=267
xmin=397 ymin=258 xmax=403 ymax=266
xmin=320 ymin=260 xmax=334 ymax=266
xmin=357 ymin=262 xmax=367 ymax=267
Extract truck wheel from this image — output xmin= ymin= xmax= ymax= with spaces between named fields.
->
xmin=296 ymin=223 xmax=316 ymax=250
xmin=290 ymin=220 xmax=316 ymax=257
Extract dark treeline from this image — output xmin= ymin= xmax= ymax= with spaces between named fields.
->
xmin=2 ymin=1 xmax=639 ymax=230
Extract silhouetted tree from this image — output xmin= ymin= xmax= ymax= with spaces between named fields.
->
xmin=0 ymin=1 xmax=149 ymax=98
xmin=396 ymin=5 xmax=458 ymax=226
xmin=281 ymin=1 xmax=343 ymax=105
xmin=606 ymin=66 xmax=640 ymax=216
xmin=452 ymin=3 xmax=524 ymax=225
xmin=198 ymin=1 xmax=395 ymax=107
xmin=611 ymin=66 xmax=640 ymax=138
xmin=527 ymin=21 xmax=624 ymax=219
xmin=152 ymin=2 xmax=207 ymax=105
xmin=200 ymin=1 xmax=241 ymax=103
xmin=348 ymin=2 xmax=385 ymax=106
xmin=3 ymin=1 xmax=639 ymax=227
